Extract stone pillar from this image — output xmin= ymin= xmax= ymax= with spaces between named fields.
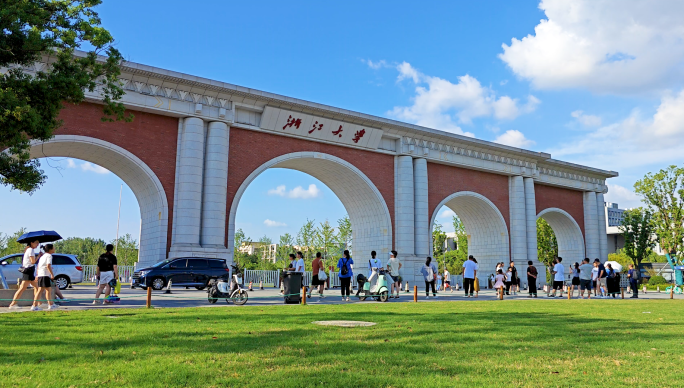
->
xmin=173 ymin=117 xmax=205 ymax=246
xmin=523 ymin=177 xmax=538 ymax=263
xmin=395 ymin=156 xmax=415 ymax=257
xmin=596 ymin=191 xmax=608 ymax=261
xmin=509 ymin=176 xmax=527 ymax=263
xmin=200 ymin=121 xmax=229 ymax=247
xmin=413 ymin=158 xmax=429 ymax=257
xmin=583 ymin=191 xmax=600 ymax=259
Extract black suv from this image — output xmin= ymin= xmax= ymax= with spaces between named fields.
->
xmin=132 ymin=258 xmax=229 ymax=290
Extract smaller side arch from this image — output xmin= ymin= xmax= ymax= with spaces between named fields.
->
xmin=537 ymin=208 xmax=585 ymax=264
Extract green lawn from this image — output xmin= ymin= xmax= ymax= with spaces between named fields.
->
xmin=1 ymin=300 xmax=682 ymax=387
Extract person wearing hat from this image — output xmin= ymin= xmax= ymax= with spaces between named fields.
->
xmin=93 ymin=244 xmax=118 ymax=304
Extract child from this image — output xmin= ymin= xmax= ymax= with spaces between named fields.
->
xmin=505 ymin=267 xmax=514 ymax=295
xmin=436 ymin=273 xmax=443 ymax=291
xmin=494 ymin=269 xmax=506 ymax=299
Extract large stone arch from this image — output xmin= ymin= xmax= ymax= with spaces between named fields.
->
xmin=537 ymin=208 xmax=585 ymax=264
xmin=429 ymin=191 xmax=510 ymax=272
xmin=227 ymin=152 xmax=393 ymax=261
xmin=28 ymin=135 xmax=169 ymax=267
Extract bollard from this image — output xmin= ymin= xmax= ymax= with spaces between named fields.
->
xmin=567 ymin=290 xmax=571 ymax=300
xmin=499 ymin=288 xmax=504 ymax=300
xmin=249 ymin=282 xmax=253 ymax=292
xmin=413 ymin=286 xmax=418 ymax=302
xmin=621 ymin=288 xmax=625 ymax=299
xmin=406 ymin=281 xmax=410 ymax=293
xmin=259 ymin=280 xmax=263 ymax=290
xmin=165 ymin=280 xmax=173 ymax=294
xmin=146 ymin=286 xmax=152 ymax=308
xmin=671 ymin=287 xmax=674 ymax=299
xmin=302 ymin=287 xmax=307 ymax=305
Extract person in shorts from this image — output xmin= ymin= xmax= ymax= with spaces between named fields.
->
xmin=444 ymin=268 xmax=452 ymax=293
xmin=8 ymin=239 xmax=41 ymax=309
xmin=94 ymin=244 xmax=118 ymax=304
xmin=579 ymin=258 xmax=593 ymax=299
xmin=595 ymin=259 xmax=607 ymax=298
xmin=548 ymin=257 xmax=565 ymax=298
xmin=386 ymin=250 xmax=401 ymax=299
xmin=307 ymin=252 xmax=325 ymax=299
xmin=32 ymin=244 xmax=58 ymax=311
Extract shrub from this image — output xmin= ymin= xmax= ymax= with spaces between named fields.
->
xmin=648 ymin=275 xmax=669 ymax=285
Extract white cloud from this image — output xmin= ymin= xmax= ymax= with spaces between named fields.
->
xmin=571 ymin=110 xmax=602 ymax=127
xmin=264 ymin=219 xmax=287 ymax=227
xmin=500 ymin=0 xmax=684 ymax=94
xmin=80 ymin=162 xmax=109 ymax=174
xmin=388 ymin=62 xmax=538 ymax=135
xmin=438 ymin=209 xmax=456 ymax=218
xmin=362 ymin=59 xmax=388 ymax=70
xmin=493 ymin=130 xmax=536 ymax=148
xmin=267 ymin=184 xmax=321 ymax=199
xmin=605 ymin=183 xmax=642 ymax=210
xmin=550 ymin=90 xmax=684 ymax=171
xmin=66 ymin=159 xmax=76 ymax=168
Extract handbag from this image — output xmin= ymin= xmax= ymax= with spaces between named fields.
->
xmin=18 ymin=265 xmax=34 ymax=275
xmin=318 ymin=268 xmax=327 ymax=281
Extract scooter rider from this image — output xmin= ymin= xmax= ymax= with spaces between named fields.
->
xmin=368 ymin=251 xmax=382 ymax=278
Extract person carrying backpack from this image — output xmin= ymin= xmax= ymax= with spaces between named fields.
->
xmin=337 ymin=250 xmax=354 ymax=302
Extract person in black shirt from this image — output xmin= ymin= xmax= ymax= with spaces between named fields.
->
xmin=527 ymin=261 xmax=538 ymax=297
xmin=93 ymin=244 xmax=118 ymax=304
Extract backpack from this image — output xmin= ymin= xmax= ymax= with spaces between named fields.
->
xmin=340 ymin=259 xmax=349 ymax=276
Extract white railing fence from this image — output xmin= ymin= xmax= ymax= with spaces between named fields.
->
xmin=82 ymin=265 xmax=136 ymax=283
xmin=244 ymin=270 xmax=281 ymax=287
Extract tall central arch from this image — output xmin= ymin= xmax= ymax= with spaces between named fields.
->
xmin=430 ymin=191 xmax=509 ymax=272
xmin=27 ymin=135 xmax=169 ymax=267
xmin=227 ymin=152 xmax=393 ymax=261
xmin=537 ymin=208 xmax=585 ymax=263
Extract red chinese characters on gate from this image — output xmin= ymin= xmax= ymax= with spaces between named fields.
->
xmin=282 ymin=115 xmax=302 ymax=130
xmin=332 ymin=125 xmax=343 ymax=138
xmin=352 ymin=129 xmax=366 ymax=143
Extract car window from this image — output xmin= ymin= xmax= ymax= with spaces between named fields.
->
xmin=1 ymin=255 xmax=22 ymax=265
xmin=187 ymin=259 xmax=208 ymax=269
xmin=167 ymin=259 xmax=187 ymax=269
xmin=52 ymin=255 xmax=75 ymax=265
xmin=208 ymin=260 xmax=227 ymax=269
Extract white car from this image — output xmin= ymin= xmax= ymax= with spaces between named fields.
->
xmin=0 ymin=253 xmax=84 ymax=289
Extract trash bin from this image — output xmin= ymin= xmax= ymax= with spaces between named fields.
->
xmin=282 ymin=271 xmax=302 ymax=304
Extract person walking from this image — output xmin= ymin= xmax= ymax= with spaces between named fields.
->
xmin=8 ymin=239 xmax=40 ymax=309
xmin=462 ymin=255 xmax=478 ymax=298
xmin=387 ymin=250 xmax=402 ymax=299
xmin=569 ymin=262 xmax=581 ymax=298
xmin=494 ymin=269 xmax=506 ymax=299
xmin=337 ymin=250 xmax=354 ymax=302
xmin=420 ymin=257 xmax=438 ymax=299
xmin=505 ymin=266 xmax=514 ymax=296
xmin=509 ymin=261 xmax=519 ymax=294
xmin=308 ymin=252 xmax=325 ymax=299
xmin=579 ymin=258 xmax=593 ymax=299
xmin=595 ymin=259 xmax=607 ymax=298
xmin=368 ymin=251 xmax=382 ymax=278
xmin=591 ymin=260 xmax=600 ymax=297
xmin=526 ymin=261 xmax=538 ymax=297
xmin=93 ymin=244 xmax=118 ymax=304
xmin=628 ymin=264 xmax=639 ymax=298
xmin=32 ymin=244 xmax=58 ymax=311
xmin=548 ymin=257 xmax=565 ymax=298
xmin=444 ymin=268 xmax=452 ymax=293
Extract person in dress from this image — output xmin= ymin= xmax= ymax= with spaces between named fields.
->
xmin=494 ymin=268 xmax=506 ymax=299
xmin=8 ymin=239 xmax=40 ymax=309
xmin=31 ymin=244 xmax=58 ymax=311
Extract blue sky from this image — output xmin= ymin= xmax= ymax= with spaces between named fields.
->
xmin=3 ymin=0 xmax=684 ymax=242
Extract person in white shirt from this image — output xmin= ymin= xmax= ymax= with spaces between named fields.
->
xmin=386 ymin=250 xmax=402 ymax=299
xmin=462 ymin=255 xmax=478 ymax=297
xmin=548 ymin=257 xmax=565 ymax=298
xmin=444 ymin=268 xmax=452 ymax=293
xmin=295 ymin=252 xmax=305 ymax=273
xmin=8 ymin=239 xmax=40 ymax=309
xmin=368 ymin=251 xmax=382 ymax=278
xmin=32 ymin=244 xmax=58 ymax=311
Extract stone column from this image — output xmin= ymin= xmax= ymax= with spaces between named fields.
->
xmin=509 ymin=176 xmax=527 ymax=263
xmin=173 ymin=117 xmax=205 ymax=246
xmin=200 ymin=121 xmax=230 ymax=247
xmin=413 ymin=158 xmax=429 ymax=257
xmin=596 ymin=191 xmax=608 ymax=261
xmin=523 ymin=177 xmax=538 ymax=263
xmin=395 ymin=156 xmax=415 ymax=257
xmin=583 ymin=191 xmax=600 ymax=259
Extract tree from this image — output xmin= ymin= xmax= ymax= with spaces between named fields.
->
xmin=276 ymin=233 xmax=295 ymax=262
xmin=537 ymin=218 xmax=558 ymax=267
xmin=296 ymin=219 xmax=316 ymax=261
xmin=634 ymin=165 xmax=684 ymax=266
xmin=233 ymin=228 xmax=248 ymax=258
xmin=432 ymin=222 xmax=447 ymax=257
xmin=314 ymin=220 xmax=338 ymax=268
xmin=54 ymin=236 xmax=105 ymax=265
xmin=257 ymin=235 xmax=272 ymax=263
xmin=0 ymin=227 xmax=28 ymax=257
xmin=337 ymin=215 xmax=352 ymax=254
xmin=1 ymin=0 xmax=131 ymax=193
xmin=618 ymin=207 xmax=656 ymax=267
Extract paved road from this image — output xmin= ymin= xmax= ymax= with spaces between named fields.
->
xmin=2 ymin=284 xmax=680 ymax=313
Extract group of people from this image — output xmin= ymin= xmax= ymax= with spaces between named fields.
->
xmin=562 ymin=257 xmax=639 ymax=299
xmin=7 ymin=240 xmax=120 ymax=310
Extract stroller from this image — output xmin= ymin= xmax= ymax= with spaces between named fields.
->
xmin=356 ymin=268 xmax=390 ymax=302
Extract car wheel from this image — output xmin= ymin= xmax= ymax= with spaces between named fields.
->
xmin=151 ymin=277 xmax=165 ymax=291
xmin=54 ymin=275 xmax=70 ymax=290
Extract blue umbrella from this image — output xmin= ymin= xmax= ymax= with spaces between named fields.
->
xmin=17 ymin=230 xmax=62 ymax=244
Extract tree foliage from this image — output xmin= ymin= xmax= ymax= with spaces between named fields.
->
xmin=337 ymin=215 xmax=352 ymax=254
xmin=1 ymin=0 xmax=131 ymax=193
xmin=618 ymin=207 xmax=656 ymax=267
xmin=0 ymin=227 xmax=28 ymax=257
xmin=296 ymin=218 xmax=316 ymax=261
xmin=634 ymin=165 xmax=684 ymax=266
xmin=432 ymin=222 xmax=447 ymax=257
xmin=537 ymin=218 xmax=557 ymax=267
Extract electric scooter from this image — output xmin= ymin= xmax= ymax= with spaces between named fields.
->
xmin=356 ymin=268 xmax=390 ymax=302
xmin=207 ymin=264 xmax=249 ymax=305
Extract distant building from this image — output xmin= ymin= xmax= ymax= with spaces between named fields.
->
xmin=238 ymin=242 xmax=277 ymax=262
xmin=604 ymin=202 xmax=664 ymax=255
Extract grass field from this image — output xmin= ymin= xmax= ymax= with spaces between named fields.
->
xmin=1 ymin=300 xmax=683 ymax=387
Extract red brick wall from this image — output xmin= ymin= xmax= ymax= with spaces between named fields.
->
xmin=226 ymin=128 xmax=395 ymax=246
xmin=56 ymin=102 xmax=179 ymax=252
xmin=427 ymin=162 xmax=511 ymax=230
xmin=534 ymin=183 xmax=585 ymax=236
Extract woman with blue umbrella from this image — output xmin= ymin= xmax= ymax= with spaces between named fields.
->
xmin=8 ymin=231 xmax=62 ymax=310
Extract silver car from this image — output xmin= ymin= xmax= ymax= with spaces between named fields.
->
xmin=0 ymin=253 xmax=84 ymax=289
